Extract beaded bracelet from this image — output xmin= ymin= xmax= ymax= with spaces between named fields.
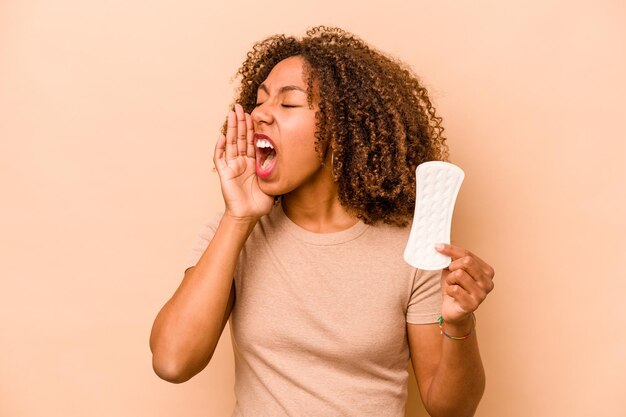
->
xmin=437 ymin=313 xmax=476 ymax=340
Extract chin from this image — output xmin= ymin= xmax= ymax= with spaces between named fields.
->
xmin=258 ymin=179 xmax=296 ymax=198
xmin=258 ymin=181 xmax=282 ymax=197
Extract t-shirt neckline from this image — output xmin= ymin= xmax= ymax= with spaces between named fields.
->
xmin=272 ymin=202 xmax=369 ymax=246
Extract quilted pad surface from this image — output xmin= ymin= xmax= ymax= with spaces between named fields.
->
xmin=403 ymin=161 xmax=465 ymax=270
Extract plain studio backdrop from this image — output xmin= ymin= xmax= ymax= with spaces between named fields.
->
xmin=1 ymin=1 xmax=625 ymax=416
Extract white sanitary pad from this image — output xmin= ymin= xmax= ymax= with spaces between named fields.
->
xmin=404 ymin=161 xmax=465 ymax=270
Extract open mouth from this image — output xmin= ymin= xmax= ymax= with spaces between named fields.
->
xmin=256 ymin=138 xmax=276 ymax=169
xmin=254 ymin=134 xmax=277 ymax=178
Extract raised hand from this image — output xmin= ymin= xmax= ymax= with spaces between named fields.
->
xmin=435 ymin=243 xmax=495 ymax=326
xmin=213 ymin=103 xmax=274 ymax=221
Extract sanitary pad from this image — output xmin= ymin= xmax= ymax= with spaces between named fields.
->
xmin=404 ymin=161 xmax=465 ymax=270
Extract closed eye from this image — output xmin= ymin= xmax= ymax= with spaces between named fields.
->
xmin=254 ymin=103 xmax=301 ymax=108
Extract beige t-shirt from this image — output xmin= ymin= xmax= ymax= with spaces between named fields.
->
xmin=185 ymin=203 xmax=442 ymax=417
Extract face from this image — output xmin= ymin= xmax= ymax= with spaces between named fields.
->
xmin=251 ymin=55 xmax=330 ymax=197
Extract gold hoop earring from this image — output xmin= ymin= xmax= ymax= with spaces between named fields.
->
xmin=331 ymin=151 xmax=340 ymax=180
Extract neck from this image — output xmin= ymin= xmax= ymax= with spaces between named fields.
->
xmin=281 ymin=173 xmax=358 ymax=233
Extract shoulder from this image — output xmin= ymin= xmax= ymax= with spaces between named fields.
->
xmin=361 ymin=220 xmax=412 ymax=247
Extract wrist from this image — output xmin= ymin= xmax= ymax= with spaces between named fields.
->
xmin=220 ymin=213 xmax=259 ymax=234
xmin=438 ymin=313 xmax=476 ymax=340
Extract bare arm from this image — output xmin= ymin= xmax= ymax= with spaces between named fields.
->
xmin=149 ymin=216 xmax=255 ymax=383
xmin=408 ymin=321 xmax=485 ymax=417
xmin=150 ymin=104 xmax=273 ymax=383
xmin=409 ymin=244 xmax=495 ymax=416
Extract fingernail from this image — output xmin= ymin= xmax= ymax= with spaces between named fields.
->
xmin=434 ymin=243 xmax=445 ymax=250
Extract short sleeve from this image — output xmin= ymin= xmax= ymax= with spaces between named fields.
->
xmin=183 ymin=212 xmax=223 ymax=272
xmin=406 ymin=268 xmax=443 ymax=324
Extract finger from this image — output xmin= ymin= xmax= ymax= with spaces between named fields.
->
xmin=444 ymin=284 xmax=474 ymax=314
xmin=448 ymin=255 xmax=483 ymax=277
xmin=449 ymin=255 xmax=495 ymax=292
xmin=445 ymin=271 xmax=484 ymax=310
xmin=436 ymin=243 xmax=494 ymax=277
xmin=226 ymin=110 xmax=238 ymax=160
xmin=441 ymin=245 xmax=495 ymax=281
xmin=245 ymin=113 xmax=255 ymax=158
xmin=446 ymin=269 xmax=483 ymax=298
xmin=213 ymin=133 xmax=227 ymax=172
xmin=435 ymin=243 xmax=472 ymax=261
xmin=437 ymin=242 xmax=492 ymax=268
xmin=235 ymin=104 xmax=247 ymax=157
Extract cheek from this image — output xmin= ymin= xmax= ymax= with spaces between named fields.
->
xmin=301 ymin=115 xmax=319 ymax=148
xmin=284 ymin=142 xmax=319 ymax=171
xmin=283 ymin=116 xmax=318 ymax=154
xmin=297 ymin=132 xmax=320 ymax=165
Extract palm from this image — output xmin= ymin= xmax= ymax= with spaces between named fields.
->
xmin=213 ymin=104 xmax=274 ymax=220
xmin=219 ymin=156 xmax=274 ymax=218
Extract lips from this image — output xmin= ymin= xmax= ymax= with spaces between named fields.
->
xmin=254 ymin=133 xmax=277 ymax=179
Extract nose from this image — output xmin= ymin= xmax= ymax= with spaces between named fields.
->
xmin=251 ymin=102 xmax=274 ymax=127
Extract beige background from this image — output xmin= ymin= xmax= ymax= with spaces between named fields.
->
xmin=1 ymin=0 xmax=625 ymax=416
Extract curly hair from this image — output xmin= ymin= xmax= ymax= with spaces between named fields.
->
xmin=229 ymin=26 xmax=449 ymax=227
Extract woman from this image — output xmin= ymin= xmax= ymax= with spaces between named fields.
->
xmin=150 ymin=26 xmax=495 ymax=417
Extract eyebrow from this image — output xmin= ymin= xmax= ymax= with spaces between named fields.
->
xmin=258 ymin=83 xmax=307 ymax=95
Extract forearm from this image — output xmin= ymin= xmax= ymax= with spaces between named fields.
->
xmin=149 ymin=215 xmax=256 ymax=382
xmin=425 ymin=319 xmax=485 ymax=417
